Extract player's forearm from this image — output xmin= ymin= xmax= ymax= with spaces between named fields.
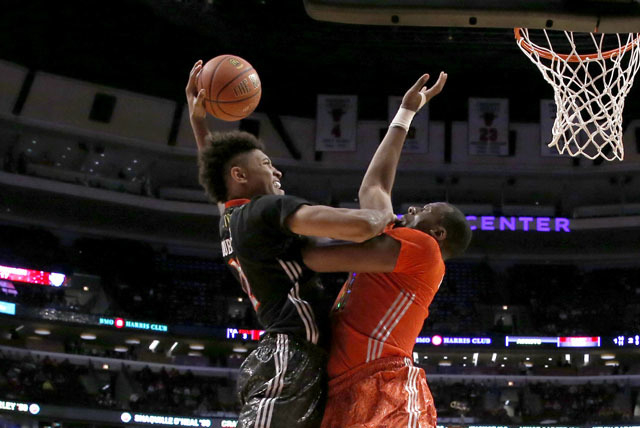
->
xmin=308 ymin=208 xmax=394 ymax=243
xmin=358 ymin=126 xmax=407 ymax=205
xmin=287 ymin=205 xmax=396 ymax=243
xmin=359 ymin=73 xmax=446 ymax=208
xmin=303 ymin=235 xmax=400 ymax=273
xmin=190 ymin=116 xmax=209 ymax=151
xmin=343 ymin=208 xmax=396 ymax=242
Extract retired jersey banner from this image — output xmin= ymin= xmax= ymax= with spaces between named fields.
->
xmin=387 ymin=96 xmax=429 ymax=153
xmin=540 ymin=99 xmax=569 ymax=157
xmin=315 ymin=94 xmax=358 ymax=151
xmin=468 ymin=98 xmax=509 ymax=156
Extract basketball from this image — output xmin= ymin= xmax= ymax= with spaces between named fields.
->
xmin=196 ymin=55 xmax=262 ymax=121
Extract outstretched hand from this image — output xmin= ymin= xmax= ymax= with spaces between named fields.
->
xmin=401 ymin=71 xmax=448 ymax=112
xmin=186 ymin=60 xmax=207 ymax=121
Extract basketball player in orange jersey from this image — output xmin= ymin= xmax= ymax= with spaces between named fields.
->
xmin=303 ymin=72 xmax=472 ymax=428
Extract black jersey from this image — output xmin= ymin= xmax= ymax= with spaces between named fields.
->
xmin=220 ymin=195 xmax=330 ymax=346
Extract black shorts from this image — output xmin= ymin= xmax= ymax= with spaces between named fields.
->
xmin=236 ymin=333 xmax=328 ymax=428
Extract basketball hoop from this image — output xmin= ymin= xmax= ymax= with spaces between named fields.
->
xmin=515 ymin=28 xmax=640 ymax=161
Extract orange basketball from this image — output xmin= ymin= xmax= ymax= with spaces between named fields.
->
xmin=197 ymin=55 xmax=262 ymax=121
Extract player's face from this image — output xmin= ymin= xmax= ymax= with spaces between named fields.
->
xmin=402 ymin=202 xmax=452 ymax=232
xmin=244 ymin=149 xmax=284 ymax=196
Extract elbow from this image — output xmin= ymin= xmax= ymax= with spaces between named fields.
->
xmin=357 ymin=187 xmax=367 ymax=203
xmin=354 ymin=208 xmax=394 ymax=242
xmin=350 ymin=218 xmax=380 ymax=243
xmin=358 ymin=186 xmax=378 ymax=203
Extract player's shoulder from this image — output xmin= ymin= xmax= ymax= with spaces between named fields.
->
xmin=389 ymin=227 xmax=444 ymax=263
xmin=386 ymin=227 xmax=444 ymax=275
xmin=238 ymin=194 xmax=312 ymax=232
xmin=248 ymin=194 xmax=310 ymax=209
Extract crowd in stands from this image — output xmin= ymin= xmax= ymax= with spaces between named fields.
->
xmin=2 ymin=224 xmax=640 ymax=337
xmin=128 ymin=365 xmax=236 ymax=414
xmin=63 ymin=340 xmax=140 ymax=362
xmin=502 ymin=264 xmax=640 ymax=336
xmin=0 ymin=352 xmax=93 ymax=408
xmin=432 ymin=380 xmax=640 ymax=424
xmin=2 ymin=142 xmax=154 ymax=197
xmin=2 ymin=350 xmax=639 ymax=423
xmin=0 ymin=351 xmax=237 ymax=415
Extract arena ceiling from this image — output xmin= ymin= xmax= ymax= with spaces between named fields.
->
xmin=2 ymin=0 xmax=640 ymax=122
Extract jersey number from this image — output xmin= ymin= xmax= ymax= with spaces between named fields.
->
xmin=228 ymin=257 xmax=260 ymax=311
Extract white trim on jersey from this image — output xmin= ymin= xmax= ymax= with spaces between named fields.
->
xmin=374 ymin=292 xmax=415 ymax=360
xmin=255 ymin=334 xmax=289 ymax=428
xmin=367 ymin=289 xmax=416 ymax=362
xmin=404 ymin=357 xmax=421 ymax=428
xmin=277 ymin=259 xmax=319 ymax=344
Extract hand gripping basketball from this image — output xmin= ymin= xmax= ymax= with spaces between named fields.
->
xmin=196 ymin=55 xmax=262 ymax=121
xmin=186 ymin=60 xmax=207 ymax=122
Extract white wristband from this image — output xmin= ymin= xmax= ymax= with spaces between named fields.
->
xmin=390 ymin=93 xmax=428 ymax=131
xmin=390 ymin=107 xmax=416 ymax=132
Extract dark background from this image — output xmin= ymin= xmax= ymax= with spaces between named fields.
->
xmin=1 ymin=0 xmax=571 ymax=122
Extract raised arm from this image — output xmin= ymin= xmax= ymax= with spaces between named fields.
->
xmin=286 ymin=205 xmax=397 ymax=243
xmin=185 ymin=60 xmax=209 ymax=151
xmin=358 ymin=72 xmax=448 ymax=212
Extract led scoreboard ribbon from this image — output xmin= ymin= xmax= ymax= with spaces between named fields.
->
xmin=226 ymin=328 xmax=264 ymax=341
xmin=0 ymin=400 xmax=40 ymax=415
xmin=223 ymin=331 xmax=607 ymax=348
xmin=416 ymin=335 xmax=492 ymax=346
xmin=506 ymin=336 xmax=601 ymax=347
xmin=613 ymin=334 xmax=640 ymax=347
xmin=99 ymin=317 xmax=168 ymax=332
xmin=0 ymin=301 xmax=16 ymax=315
xmin=558 ymin=336 xmax=600 ymax=347
xmin=0 ymin=265 xmax=67 ymax=287
xmin=120 ymin=412 xmax=212 ymax=427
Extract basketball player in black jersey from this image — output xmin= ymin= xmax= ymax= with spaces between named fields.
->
xmin=186 ymin=60 xmax=396 ymax=428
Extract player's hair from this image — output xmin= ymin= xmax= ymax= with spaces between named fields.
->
xmin=441 ymin=205 xmax=472 ymax=259
xmin=198 ymin=131 xmax=264 ymax=203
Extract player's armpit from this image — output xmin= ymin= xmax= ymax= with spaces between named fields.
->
xmin=302 ymin=234 xmax=401 ymax=273
xmin=286 ymin=205 xmax=394 ymax=243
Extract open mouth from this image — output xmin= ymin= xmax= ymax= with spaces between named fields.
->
xmin=273 ymin=181 xmax=281 ymax=190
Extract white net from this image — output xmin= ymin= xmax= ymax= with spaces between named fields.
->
xmin=515 ymin=29 xmax=640 ymax=161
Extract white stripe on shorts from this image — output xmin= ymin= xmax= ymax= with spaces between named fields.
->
xmin=255 ymin=334 xmax=289 ymax=428
xmin=404 ymin=357 xmax=420 ymax=428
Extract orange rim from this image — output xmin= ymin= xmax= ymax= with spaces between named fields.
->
xmin=514 ymin=28 xmax=640 ymax=62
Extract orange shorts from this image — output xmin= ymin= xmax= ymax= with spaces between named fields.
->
xmin=321 ymin=357 xmax=437 ymax=428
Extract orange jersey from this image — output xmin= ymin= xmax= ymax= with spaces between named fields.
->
xmin=327 ymin=227 xmax=445 ymax=379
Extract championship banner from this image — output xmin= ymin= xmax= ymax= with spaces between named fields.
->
xmin=540 ymin=99 xmax=569 ymax=157
xmin=315 ymin=94 xmax=358 ymax=151
xmin=468 ymin=98 xmax=509 ymax=156
xmin=387 ymin=96 xmax=429 ymax=153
